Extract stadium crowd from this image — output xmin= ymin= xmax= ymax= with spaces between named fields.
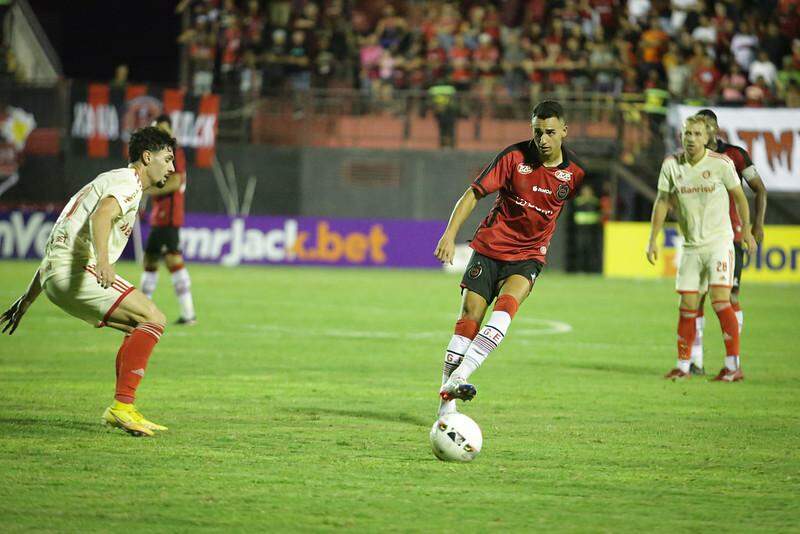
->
xmin=177 ymin=0 xmax=800 ymax=107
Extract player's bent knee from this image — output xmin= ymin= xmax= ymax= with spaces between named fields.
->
xmin=141 ymin=303 xmax=166 ymax=328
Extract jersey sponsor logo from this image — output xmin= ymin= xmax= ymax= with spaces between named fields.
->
xmin=679 ymin=184 xmax=716 ymax=194
xmin=468 ymin=263 xmax=482 ymax=279
xmin=554 ymin=169 xmax=572 ymax=182
xmin=517 ymin=163 xmax=533 ymax=174
xmin=531 ymin=185 xmax=552 ymax=195
xmin=556 ymin=183 xmax=570 ymax=200
xmin=511 ymin=194 xmax=554 ymax=216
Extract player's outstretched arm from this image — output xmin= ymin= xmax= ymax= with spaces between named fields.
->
xmin=435 ymin=187 xmax=479 ymax=265
xmin=646 ymin=191 xmax=671 ymax=265
xmin=90 ymin=196 xmax=122 ymax=288
xmin=742 ymin=167 xmax=767 ymax=243
xmin=0 ymin=268 xmax=43 ymax=335
xmin=730 ymin=185 xmax=757 ymax=252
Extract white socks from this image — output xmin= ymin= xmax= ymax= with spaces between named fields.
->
xmin=690 ymin=315 xmax=705 ymax=369
xmin=450 ymin=311 xmax=512 ymax=383
xmin=171 ymin=267 xmax=195 ymax=320
xmin=140 ymin=270 xmax=158 ymax=299
xmin=439 ymin=334 xmax=472 ymax=416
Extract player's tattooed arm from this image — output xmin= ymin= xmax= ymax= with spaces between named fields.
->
xmin=646 ymin=190 xmax=671 ymax=265
xmin=435 ymin=187 xmax=479 ymax=265
xmin=0 ymin=268 xmax=43 ymax=335
xmin=90 ymin=196 xmax=122 ymax=288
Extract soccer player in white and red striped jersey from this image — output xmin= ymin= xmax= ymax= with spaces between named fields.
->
xmin=647 ymin=115 xmax=757 ymax=382
xmin=0 ymin=126 xmax=176 ymax=436
xmin=434 ymin=101 xmax=587 ymax=415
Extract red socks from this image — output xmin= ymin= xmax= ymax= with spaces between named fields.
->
xmin=713 ymin=301 xmax=740 ymax=357
xmin=677 ymin=308 xmax=697 ymax=361
xmin=494 ymin=294 xmax=519 ymax=318
xmin=115 ymin=334 xmax=132 ymax=379
xmin=115 ymin=322 xmax=164 ymax=404
xmin=454 ymin=318 xmax=479 ymax=340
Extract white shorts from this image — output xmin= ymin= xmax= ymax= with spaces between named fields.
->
xmin=676 ymin=242 xmax=736 ymax=294
xmin=42 ymin=265 xmax=135 ymax=327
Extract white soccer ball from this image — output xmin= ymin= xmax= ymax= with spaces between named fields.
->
xmin=429 ymin=413 xmax=483 ymax=462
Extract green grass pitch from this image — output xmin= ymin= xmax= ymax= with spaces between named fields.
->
xmin=0 ymin=260 xmax=798 ymax=531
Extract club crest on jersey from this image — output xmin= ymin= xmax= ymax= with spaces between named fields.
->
xmin=702 ymin=170 xmax=711 ymax=179
xmin=556 ymin=183 xmax=570 ymax=200
xmin=517 ymin=163 xmax=533 ymax=175
xmin=554 ymin=169 xmax=572 ymax=182
xmin=468 ymin=263 xmax=482 ymax=279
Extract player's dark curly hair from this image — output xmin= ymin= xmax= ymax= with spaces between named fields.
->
xmin=128 ymin=126 xmax=175 ymax=163
xmin=532 ymin=100 xmax=565 ymax=122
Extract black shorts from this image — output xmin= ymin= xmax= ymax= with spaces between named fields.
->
xmin=733 ymin=241 xmax=744 ymax=290
xmin=145 ymin=226 xmax=181 ymax=256
xmin=460 ymin=251 xmax=543 ymax=304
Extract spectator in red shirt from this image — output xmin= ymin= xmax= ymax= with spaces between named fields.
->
xmin=693 ymin=54 xmax=721 ymax=98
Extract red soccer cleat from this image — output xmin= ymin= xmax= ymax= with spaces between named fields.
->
xmin=664 ymin=367 xmax=691 ymax=380
xmin=712 ymin=367 xmax=744 ymax=382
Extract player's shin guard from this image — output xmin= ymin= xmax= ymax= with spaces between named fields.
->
xmin=169 ymin=264 xmax=195 ymax=320
xmin=713 ymin=301 xmax=740 ymax=371
xmin=677 ymin=308 xmax=697 ymax=373
xmin=115 ymin=322 xmax=164 ymax=404
xmin=451 ymin=295 xmax=519 ymax=382
xmin=140 ymin=269 xmax=158 ymax=299
xmin=439 ymin=319 xmax=479 ymax=415
xmin=690 ymin=308 xmax=704 ymax=368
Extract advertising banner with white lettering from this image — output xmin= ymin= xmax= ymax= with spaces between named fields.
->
xmin=70 ymin=83 xmax=219 ymax=168
xmin=670 ymin=105 xmax=800 ymax=192
xmin=0 ymin=210 xmax=446 ymax=269
xmin=144 ymin=214 xmax=445 ymax=268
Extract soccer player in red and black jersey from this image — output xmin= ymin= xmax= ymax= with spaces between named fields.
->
xmin=690 ymin=109 xmax=768 ymax=375
xmin=140 ymin=115 xmax=197 ymax=325
xmin=434 ymin=100 xmax=587 ymax=415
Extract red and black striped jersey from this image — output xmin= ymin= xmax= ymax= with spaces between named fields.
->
xmin=149 ymin=146 xmax=186 ymax=228
xmin=469 ymin=140 xmax=586 ymax=264
xmin=716 ymin=139 xmax=754 ymax=242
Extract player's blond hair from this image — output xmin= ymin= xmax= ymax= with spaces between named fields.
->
xmin=683 ymin=115 xmax=714 ymax=139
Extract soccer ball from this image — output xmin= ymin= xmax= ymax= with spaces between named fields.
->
xmin=429 ymin=413 xmax=483 ymax=462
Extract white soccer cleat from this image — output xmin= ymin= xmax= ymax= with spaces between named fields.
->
xmin=439 ymin=377 xmax=477 ymax=402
